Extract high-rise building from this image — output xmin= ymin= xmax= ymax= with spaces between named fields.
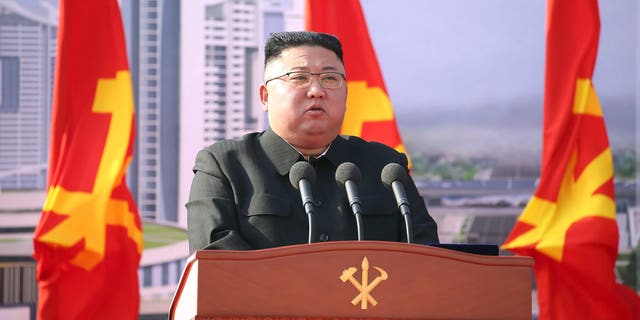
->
xmin=121 ymin=0 xmax=303 ymax=226
xmin=122 ymin=0 xmax=181 ymax=222
xmin=178 ymin=0 xmax=301 ymax=227
xmin=0 ymin=0 xmax=301 ymax=222
xmin=0 ymin=0 xmax=57 ymax=191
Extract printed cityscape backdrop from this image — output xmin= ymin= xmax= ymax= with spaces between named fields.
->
xmin=0 ymin=0 xmax=636 ymax=318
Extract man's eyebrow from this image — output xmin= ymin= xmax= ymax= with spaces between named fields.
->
xmin=287 ymin=66 xmax=339 ymax=72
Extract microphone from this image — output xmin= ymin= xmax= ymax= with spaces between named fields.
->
xmin=381 ymin=163 xmax=413 ymax=244
xmin=335 ymin=162 xmax=364 ymax=241
xmin=289 ymin=161 xmax=317 ymax=244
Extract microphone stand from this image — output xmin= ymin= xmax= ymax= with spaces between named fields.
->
xmin=299 ymin=178 xmax=315 ymax=244
xmin=392 ymin=180 xmax=413 ymax=244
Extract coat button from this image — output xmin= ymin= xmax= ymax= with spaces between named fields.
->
xmin=314 ymin=200 xmax=322 ymax=207
xmin=319 ymin=233 xmax=329 ymax=241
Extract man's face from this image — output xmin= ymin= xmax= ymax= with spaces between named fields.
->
xmin=260 ymin=45 xmax=347 ymax=151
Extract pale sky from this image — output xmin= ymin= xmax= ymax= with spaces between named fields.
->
xmin=361 ymin=0 xmax=636 ymax=109
xmin=355 ymin=0 xmax=637 ymax=159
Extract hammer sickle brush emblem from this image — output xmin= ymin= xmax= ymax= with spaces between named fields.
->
xmin=339 ymin=257 xmax=388 ymax=309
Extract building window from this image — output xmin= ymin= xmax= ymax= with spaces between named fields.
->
xmin=206 ymin=4 xmax=225 ymax=21
xmin=161 ymin=263 xmax=170 ymax=285
xmin=143 ymin=193 xmax=156 ymax=200
xmin=142 ymin=266 xmax=153 ymax=287
xmin=0 ymin=57 xmax=19 ymax=113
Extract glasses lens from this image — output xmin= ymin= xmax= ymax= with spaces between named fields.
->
xmin=286 ymin=72 xmax=311 ymax=86
xmin=319 ymin=73 xmax=343 ymax=89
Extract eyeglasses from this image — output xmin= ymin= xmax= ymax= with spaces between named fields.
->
xmin=264 ymin=71 xmax=346 ymax=89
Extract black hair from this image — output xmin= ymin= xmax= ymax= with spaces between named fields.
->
xmin=264 ymin=31 xmax=344 ymax=67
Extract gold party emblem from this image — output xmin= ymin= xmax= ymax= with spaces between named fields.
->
xmin=339 ymin=257 xmax=388 ymax=309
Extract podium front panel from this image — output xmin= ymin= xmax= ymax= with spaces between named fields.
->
xmin=170 ymin=241 xmax=533 ymax=320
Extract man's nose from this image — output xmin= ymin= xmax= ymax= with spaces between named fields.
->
xmin=306 ymin=78 xmax=326 ymax=98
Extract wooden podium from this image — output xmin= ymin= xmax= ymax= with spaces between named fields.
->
xmin=169 ymin=241 xmax=533 ymax=320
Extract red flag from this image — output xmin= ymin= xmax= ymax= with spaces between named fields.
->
xmin=502 ymin=0 xmax=639 ymax=318
xmin=32 ymin=0 xmax=143 ymax=319
xmin=305 ymin=0 xmax=409 ymax=159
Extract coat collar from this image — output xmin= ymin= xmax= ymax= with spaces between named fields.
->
xmin=258 ymin=128 xmax=302 ymax=175
xmin=259 ymin=128 xmax=352 ymax=175
xmin=324 ymin=134 xmax=351 ymax=167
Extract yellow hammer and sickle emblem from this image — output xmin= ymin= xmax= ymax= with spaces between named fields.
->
xmin=38 ymin=71 xmax=143 ymax=271
xmin=339 ymin=257 xmax=388 ymax=309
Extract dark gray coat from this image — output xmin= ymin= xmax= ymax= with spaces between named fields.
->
xmin=186 ymin=128 xmax=439 ymax=253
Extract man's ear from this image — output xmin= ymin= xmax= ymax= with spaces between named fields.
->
xmin=259 ymin=84 xmax=269 ymax=111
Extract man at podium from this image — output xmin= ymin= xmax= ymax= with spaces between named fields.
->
xmin=185 ymin=31 xmax=439 ymax=254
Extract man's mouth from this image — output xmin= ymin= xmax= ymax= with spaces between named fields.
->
xmin=306 ymin=104 xmax=325 ymax=112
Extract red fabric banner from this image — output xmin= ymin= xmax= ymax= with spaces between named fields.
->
xmin=32 ymin=0 xmax=143 ymax=319
xmin=305 ymin=0 xmax=408 ymax=156
xmin=502 ymin=0 xmax=639 ymax=318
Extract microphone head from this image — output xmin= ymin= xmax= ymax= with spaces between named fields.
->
xmin=335 ymin=162 xmax=361 ymax=186
xmin=289 ymin=161 xmax=316 ymax=189
xmin=381 ymin=163 xmax=408 ymax=189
